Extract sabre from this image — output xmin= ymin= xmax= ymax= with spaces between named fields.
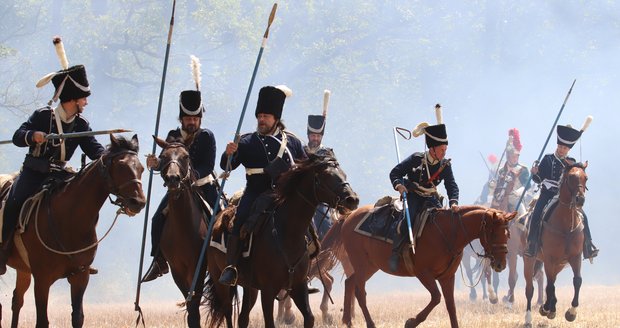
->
xmin=187 ymin=3 xmax=278 ymax=302
xmin=134 ymin=0 xmax=176 ymax=321
xmin=393 ymin=127 xmax=415 ymax=257
xmin=0 ymin=129 xmax=132 ymax=145
xmin=514 ymin=79 xmax=576 ymax=211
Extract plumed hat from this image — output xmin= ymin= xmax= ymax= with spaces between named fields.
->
xmin=506 ymin=128 xmax=522 ymax=155
xmin=179 ymin=55 xmax=204 ymax=118
xmin=556 ymin=116 xmax=593 ymax=149
xmin=36 ymin=37 xmax=90 ymax=103
xmin=412 ymin=104 xmax=448 ymax=148
xmin=255 ymin=85 xmax=292 ymax=119
xmin=307 ymin=89 xmax=330 ymax=135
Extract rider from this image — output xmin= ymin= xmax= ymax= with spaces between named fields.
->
xmin=388 ymin=104 xmax=459 ymax=272
xmin=0 ymin=37 xmax=105 ymax=275
xmin=218 ymin=85 xmax=307 ymax=286
xmin=524 ymin=116 xmax=598 ymax=260
xmin=490 ymin=128 xmax=529 ymax=213
xmin=142 ymin=56 xmax=218 ymax=282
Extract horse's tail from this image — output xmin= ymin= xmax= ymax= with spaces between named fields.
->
xmin=320 ymin=216 xmax=346 ymax=264
xmin=202 ymin=274 xmax=237 ymax=328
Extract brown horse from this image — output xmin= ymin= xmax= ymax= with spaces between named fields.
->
xmin=204 ymin=154 xmax=359 ymax=328
xmin=523 ymin=163 xmax=588 ymax=327
xmin=152 ymin=136 xmax=210 ymax=327
xmin=328 ymin=204 xmax=516 ymax=328
xmin=0 ymin=134 xmax=146 ymax=328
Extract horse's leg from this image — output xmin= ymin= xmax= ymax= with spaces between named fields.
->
xmin=535 ymin=262 xmax=545 ymax=305
xmin=289 ymin=283 xmax=315 ymax=328
xmin=32 ymin=276 xmax=54 ymax=328
xmin=283 ymin=293 xmax=295 ymax=325
xmin=259 ymin=289 xmax=277 ymax=328
xmin=275 ymin=291 xmax=285 ymax=323
xmin=565 ymin=256 xmax=582 ymax=322
xmin=342 ymin=274 xmax=356 ymax=327
xmin=352 ymin=272 xmax=376 ymax=328
xmin=320 ymin=272 xmax=334 ymax=324
xmin=485 ymin=265 xmax=498 ymax=304
xmin=438 ymin=275 xmax=459 ymax=328
xmin=523 ymin=256 xmax=536 ymax=327
xmin=67 ymin=272 xmax=90 ymax=328
xmin=239 ymin=287 xmax=258 ymax=328
xmin=504 ymin=248 xmax=518 ymax=306
xmin=463 ymin=256 xmax=477 ymax=301
xmin=10 ymin=270 xmax=31 ymax=328
xmin=406 ymin=273 xmax=441 ymax=328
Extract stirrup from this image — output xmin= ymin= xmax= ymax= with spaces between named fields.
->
xmin=142 ymin=258 xmax=169 ymax=282
xmin=219 ymin=265 xmax=238 ymax=286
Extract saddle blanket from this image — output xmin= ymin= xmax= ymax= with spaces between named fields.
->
xmin=210 ymin=231 xmax=253 ymax=258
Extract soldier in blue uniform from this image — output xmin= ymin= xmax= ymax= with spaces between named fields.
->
xmin=142 ymin=56 xmax=218 ymax=282
xmin=388 ymin=105 xmax=459 ymax=272
xmin=218 ymin=85 xmax=307 ymax=286
xmin=524 ymin=117 xmax=598 ymax=260
xmin=0 ymin=37 xmax=105 ymax=275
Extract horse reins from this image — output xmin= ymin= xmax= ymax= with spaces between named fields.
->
xmin=99 ymin=150 xmax=143 ymax=214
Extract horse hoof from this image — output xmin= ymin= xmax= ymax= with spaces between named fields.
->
xmin=405 ymin=317 xmax=418 ymax=328
xmin=539 ymin=305 xmax=549 ymax=316
xmin=284 ymin=313 xmax=296 ymax=325
xmin=565 ymin=306 xmax=577 ymax=322
xmin=547 ymin=311 xmax=556 ymax=320
xmin=490 ymin=296 xmax=499 ymax=304
xmin=323 ymin=313 xmax=333 ymax=325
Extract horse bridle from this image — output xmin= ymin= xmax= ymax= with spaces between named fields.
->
xmin=98 ymin=149 xmax=143 ymax=213
xmin=559 ymin=169 xmax=587 ymax=208
xmin=479 ymin=210 xmax=509 ymax=264
xmin=158 ymin=144 xmax=192 ymax=191
xmin=299 ymin=160 xmax=350 ymax=210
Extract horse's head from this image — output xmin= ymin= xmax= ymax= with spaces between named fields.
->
xmin=102 ymin=134 xmax=146 ymax=216
xmin=278 ymin=153 xmax=359 ymax=214
xmin=479 ymin=209 xmax=517 ymax=272
xmin=561 ymin=162 xmax=588 ymax=207
xmin=154 ymin=136 xmax=193 ymax=192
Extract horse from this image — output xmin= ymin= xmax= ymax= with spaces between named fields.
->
xmin=204 ymin=153 xmax=359 ymax=328
xmin=523 ymin=162 xmax=588 ymax=327
xmin=0 ymin=134 xmax=146 ymax=328
xmin=151 ymin=136 xmax=211 ymax=327
xmin=328 ymin=204 xmax=516 ymax=328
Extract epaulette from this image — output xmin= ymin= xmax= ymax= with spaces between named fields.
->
xmin=283 ymin=130 xmax=302 ymax=141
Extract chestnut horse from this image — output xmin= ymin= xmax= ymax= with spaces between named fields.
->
xmin=152 ymin=136 xmax=211 ymax=327
xmin=0 ymin=134 xmax=146 ymax=328
xmin=523 ymin=163 xmax=588 ymax=327
xmin=204 ymin=154 xmax=359 ymax=328
xmin=328 ymin=204 xmax=516 ymax=328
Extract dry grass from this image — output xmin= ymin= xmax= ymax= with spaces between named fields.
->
xmin=1 ymin=285 xmax=619 ymax=327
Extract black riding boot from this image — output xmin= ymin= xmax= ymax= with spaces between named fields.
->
xmin=142 ymin=252 xmax=169 ymax=282
xmin=389 ymin=227 xmax=408 ymax=272
xmin=219 ymin=235 xmax=243 ymax=286
xmin=525 ymin=219 xmax=541 ymax=257
xmin=582 ymin=213 xmax=599 ymax=260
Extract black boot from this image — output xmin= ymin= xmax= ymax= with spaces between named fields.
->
xmin=389 ymin=227 xmax=408 ymax=273
xmin=219 ymin=235 xmax=242 ymax=286
xmin=525 ymin=218 xmax=541 ymax=257
xmin=582 ymin=213 xmax=599 ymax=260
xmin=142 ymin=254 xmax=169 ymax=282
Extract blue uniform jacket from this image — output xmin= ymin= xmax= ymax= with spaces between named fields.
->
xmin=220 ymin=130 xmax=307 ymax=192
xmin=532 ymin=153 xmax=575 ymax=195
xmin=389 ymin=152 xmax=459 ymax=206
xmin=167 ymin=127 xmax=216 ymax=181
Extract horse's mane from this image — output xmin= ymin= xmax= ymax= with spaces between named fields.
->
xmin=566 ymin=162 xmax=587 ymax=170
xmin=106 ymin=135 xmax=139 ymax=154
xmin=275 ymin=153 xmax=337 ymax=199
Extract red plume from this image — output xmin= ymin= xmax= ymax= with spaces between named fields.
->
xmin=488 ymin=153 xmax=498 ymax=164
xmin=508 ymin=128 xmax=522 ymax=152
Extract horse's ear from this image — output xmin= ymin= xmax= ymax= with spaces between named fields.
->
xmin=152 ymin=135 xmax=168 ymax=149
xmin=110 ymin=133 xmax=119 ymax=146
xmin=131 ymin=134 xmax=139 ymax=149
xmin=583 ymin=160 xmax=588 ymax=170
xmin=506 ymin=211 xmax=518 ymax=221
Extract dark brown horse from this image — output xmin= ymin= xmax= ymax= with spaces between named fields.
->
xmin=327 ymin=204 xmax=516 ymax=328
xmin=523 ymin=163 xmax=588 ymax=327
xmin=0 ymin=134 xmax=146 ymax=328
xmin=204 ymin=154 xmax=359 ymax=328
xmin=152 ymin=136 xmax=210 ymax=327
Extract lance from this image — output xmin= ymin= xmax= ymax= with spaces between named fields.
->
xmin=134 ymin=0 xmax=176 ymax=320
xmin=393 ymin=127 xmax=416 ymax=257
xmin=0 ymin=129 xmax=132 ymax=145
xmin=478 ymin=151 xmax=491 ymax=174
xmin=186 ymin=3 xmax=278 ymax=301
xmin=514 ymin=79 xmax=576 ymax=211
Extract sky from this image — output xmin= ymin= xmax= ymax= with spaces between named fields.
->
xmin=1 ymin=0 xmax=619 ymax=308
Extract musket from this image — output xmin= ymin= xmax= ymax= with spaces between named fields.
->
xmin=393 ymin=127 xmax=415 ymax=257
xmin=0 ymin=129 xmax=132 ymax=145
xmin=187 ymin=3 xmax=278 ymax=302
xmin=514 ymin=79 xmax=576 ymax=211
xmin=134 ymin=0 xmax=176 ymax=321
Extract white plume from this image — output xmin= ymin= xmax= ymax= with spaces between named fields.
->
xmin=412 ymin=122 xmax=430 ymax=137
xmin=322 ymin=89 xmax=331 ymax=117
xmin=580 ymin=115 xmax=593 ymax=132
xmin=53 ymin=36 xmax=69 ymax=70
xmin=275 ymin=85 xmax=293 ymax=97
xmin=190 ymin=55 xmax=201 ymax=91
xmin=434 ymin=103 xmax=443 ymax=124
xmin=35 ymin=72 xmax=57 ymax=88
